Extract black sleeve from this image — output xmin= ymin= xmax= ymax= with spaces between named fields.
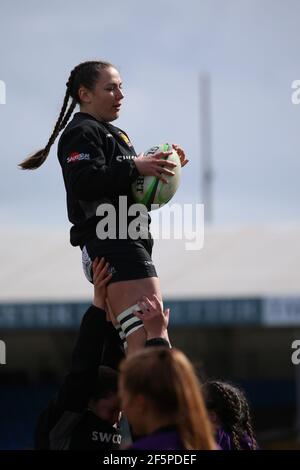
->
xmin=35 ymin=306 xmax=119 ymax=447
xmin=53 ymin=306 xmax=109 ymax=414
xmin=58 ymin=124 xmax=140 ymax=201
xmin=100 ymin=322 xmax=125 ymax=370
xmin=71 ymin=304 xmax=108 ymax=373
xmin=145 ymin=337 xmax=170 ymax=348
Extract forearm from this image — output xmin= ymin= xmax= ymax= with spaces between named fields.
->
xmin=65 ymin=159 xmax=139 ymax=201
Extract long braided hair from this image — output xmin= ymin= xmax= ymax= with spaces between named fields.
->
xmin=19 ymin=60 xmax=114 ymax=170
xmin=204 ymin=380 xmax=258 ymax=450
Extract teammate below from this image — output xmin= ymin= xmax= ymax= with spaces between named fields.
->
xmin=35 ymin=257 xmax=170 ymax=450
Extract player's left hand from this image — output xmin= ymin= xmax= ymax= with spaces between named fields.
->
xmin=172 ymin=144 xmax=189 ymax=168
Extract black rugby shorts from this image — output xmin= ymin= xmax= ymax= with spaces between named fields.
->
xmin=81 ymin=237 xmax=158 ymax=284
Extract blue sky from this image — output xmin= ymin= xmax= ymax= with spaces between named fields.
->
xmin=1 ymin=0 xmax=300 ymax=231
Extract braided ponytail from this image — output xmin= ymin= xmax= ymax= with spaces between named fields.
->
xmin=241 ymin=393 xmax=259 ymax=449
xmin=231 ymin=426 xmax=242 ymax=450
xmin=19 ymin=60 xmax=114 ymax=170
xmin=19 ymin=89 xmax=72 ymax=170
xmin=59 ymin=98 xmax=77 ymax=132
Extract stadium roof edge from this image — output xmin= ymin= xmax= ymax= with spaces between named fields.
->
xmin=1 ymin=224 xmax=300 ymax=302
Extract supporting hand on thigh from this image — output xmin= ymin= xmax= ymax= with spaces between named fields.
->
xmin=135 ymin=295 xmax=170 ymax=343
xmin=92 ymin=257 xmax=112 ymax=309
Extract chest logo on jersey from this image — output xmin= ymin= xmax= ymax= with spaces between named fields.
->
xmin=67 ymin=152 xmax=90 ymax=163
xmin=118 ymin=132 xmax=133 ymax=147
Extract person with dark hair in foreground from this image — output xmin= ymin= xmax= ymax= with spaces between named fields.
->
xmin=203 ymin=380 xmax=258 ymax=450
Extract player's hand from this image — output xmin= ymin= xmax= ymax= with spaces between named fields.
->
xmin=92 ymin=257 xmax=112 ymax=309
xmin=134 ymin=151 xmax=177 ymax=184
xmin=172 ymin=144 xmax=189 ymax=168
xmin=135 ymin=294 xmax=170 ymax=341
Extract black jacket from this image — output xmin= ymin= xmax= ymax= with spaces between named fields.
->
xmin=34 ymin=306 xmax=124 ymax=450
xmin=57 ymin=112 xmax=142 ymax=248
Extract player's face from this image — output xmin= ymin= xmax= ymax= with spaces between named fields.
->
xmin=88 ymin=66 xmax=124 ymax=122
xmin=92 ymin=394 xmax=121 ymax=426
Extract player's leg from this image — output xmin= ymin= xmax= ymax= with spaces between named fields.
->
xmin=105 ymin=297 xmax=128 ymax=351
xmin=106 ymin=276 xmax=162 ymax=355
xmin=83 ymin=238 xmax=162 ymax=355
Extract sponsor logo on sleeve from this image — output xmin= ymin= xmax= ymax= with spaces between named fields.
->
xmin=67 ymin=152 xmax=90 ymax=163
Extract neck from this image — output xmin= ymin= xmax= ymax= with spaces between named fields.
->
xmin=79 ymin=106 xmax=102 ymax=122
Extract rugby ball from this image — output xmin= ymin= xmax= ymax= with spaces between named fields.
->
xmin=132 ymin=143 xmax=181 ymax=210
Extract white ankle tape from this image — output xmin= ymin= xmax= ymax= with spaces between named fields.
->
xmin=117 ymin=304 xmax=143 ymax=338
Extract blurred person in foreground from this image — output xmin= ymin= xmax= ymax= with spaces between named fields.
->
xmin=203 ymin=380 xmax=258 ymax=450
xmin=35 ymin=258 xmax=170 ymax=450
xmin=119 ymin=346 xmax=217 ymax=450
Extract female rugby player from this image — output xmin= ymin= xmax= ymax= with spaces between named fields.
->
xmin=19 ymin=60 xmax=188 ymax=354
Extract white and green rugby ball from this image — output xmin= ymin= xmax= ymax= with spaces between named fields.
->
xmin=132 ymin=143 xmax=181 ymax=210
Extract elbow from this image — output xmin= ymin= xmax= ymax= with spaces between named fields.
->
xmin=69 ymin=176 xmax=97 ymax=201
xmin=70 ymin=177 xmax=113 ymax=201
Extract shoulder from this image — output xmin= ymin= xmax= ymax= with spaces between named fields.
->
xmin=105 ymin=122 xmax=134 ymax=148
xmin=105 ymin=122 xmax=131 ymax=139
xmin=60 ymin=120 xmax=105 ymax=143
xmin=48 ymin=410 xmax=82 ymax=449
xmin=70 ymin=411 xmax=122 ymax=450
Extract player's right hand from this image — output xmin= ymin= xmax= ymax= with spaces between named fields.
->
xmin=134 ymin=151 xmax=177 ymax=184
xmin=135 ymin=294 xmax=170 ymax=340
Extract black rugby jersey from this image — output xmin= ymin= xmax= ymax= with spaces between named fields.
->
xmin=57 ymin=112 xmax=143 ymax=247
